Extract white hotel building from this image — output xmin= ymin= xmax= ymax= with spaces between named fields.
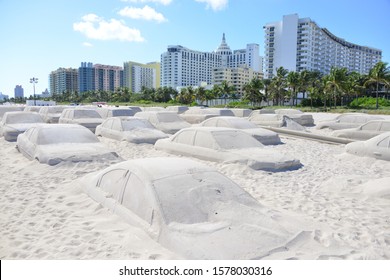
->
xmin=263 ymin=14 xmax=382 ymax=78
xmin=161 ymin=34 xmax=262 ymax=89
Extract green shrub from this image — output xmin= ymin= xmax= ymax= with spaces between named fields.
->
xmin=349 ymin=97 xmax=390 ymax=109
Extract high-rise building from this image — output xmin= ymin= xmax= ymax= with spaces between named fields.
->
xmin=49 ymin=67 xmax=78 ymax=95
xmin=123 ymin=61 xmax=160 ymax=93
xmin=161 ymin=34 xmax=262 ymax=89
xmin=78 ymin=63 xmax=124 ymax=93
xmin=94 ymin=64 xmax=123 ymax=92
xmin=14 ymin=85 xmax=24 ymax=98
xmin=263 ymin=14 xmax=382 ymax=78
xmin=78 ymin=62 xmax=95 ymax=93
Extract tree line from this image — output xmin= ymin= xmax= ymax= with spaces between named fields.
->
xmin=242 ymin=61 xmax=390 ymax=109
xmin=3 ymin=62 xmax=389 ymax=109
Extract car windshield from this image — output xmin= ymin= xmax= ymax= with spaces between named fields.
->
xmin=212 ymin=131 xmax=262 ymax=149
xmin=74 ymin=110 xmax=101 ymax=119
xmin=5 ymin=113 xmax=43 ymax=124
xmin=227 ymin=119 xmax=256 ymax=129
xmin=37 ymin=127 xmax=99 ymax=145
xmin=157 ymin=113 xmax=181 ymax=122
xmin=153 ymin=171 xmax=257 ymax=224
xmin=111 ymin=110 xmax=133 ymax=117
xmin=48 ymin=107 xmax=66 ymax=113
xmin=122 ymin=119 xmax=154 ymax=130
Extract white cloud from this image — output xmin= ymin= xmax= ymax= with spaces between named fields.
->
xmin=195 ymin=0 xmax=228 ymax=11
xmin=118 ymin=5 xmax=167 ymax=23
xmin=82 ymin=42 xmax=93 ymax=47
xmin=120 ymin=0 xmax=172 ymax=5
xmin=73 ymin=14 xmax=145 ymax=42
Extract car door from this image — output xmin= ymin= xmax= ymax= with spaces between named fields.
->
xmin=193 ymin=131 xmax=220 ymax=161
xmin=110 ymin=119 xmax=123 ymax=140
xmin=355 ymin=122 xmax=381 ymax=140
xmin=19 ymin=128 xmax=37 ymax=159
xmin=373 ymin=136 xmax=390 ymax=161
xmin=97 ymin=168 xmax=130 ymax=210
xmin=100 ymin=119 xmax=113 ymax=138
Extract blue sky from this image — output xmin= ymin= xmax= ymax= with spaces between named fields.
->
xmin=1 ymin=0 xmax=389 ymax=98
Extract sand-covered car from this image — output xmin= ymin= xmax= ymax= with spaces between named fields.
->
xmin=155 ymin=127 xmax=301 ymax=171
xmin=95 ymin=117 xmax=169 ymax=144
xmin=274 ymin=109 xmax=314 ymax=126
xmin=96 ymin=107 xmax=135 ymax=119
xmin=179 ymin=107 xmax=219 ymax=124
xmin=0 ymin=111 xmax=45 ymax=141
xmin=0 ymin=106 xmax=24 ymax=120
xmin=16 ymin=124 xmax=120 ymax=165
xmin=248 ymin=113 xmax=284 ymax=127
xmin=38 ymin=106 xmax=68 ymax=123
xmin=332 ymin=120 xmax=390 ymax=141
xmin=82 ymin=157 xmax=307 ymax=259
xmin=59 ymin=108 xmax=103 ymax=133
xmin=134 ymin=111 xmax=190 ymax=134
xmin=198 ymin=116 xmax=282 ymax=145
xmin=316 ymin=113 xmax=384 ymax=130
xmin=345 ymin=132 xmax=390 ymax=161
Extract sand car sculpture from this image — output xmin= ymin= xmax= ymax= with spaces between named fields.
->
xmin=82 ymin=157 xmax=308 ymax=259
xmin=332 ymin=120 xmax=390 ymax=141
xmin=95 ymin=117 xmax=169 ymax=144
xmin=316 ymin=113 xmax=383 ymax=130
xmin=0 ymin=111 xmax=45 ymax=141
xmin=16 ymin=124 xmax=120 ymax=165
xmin=198 ymin=116 xmax=282 ymax=145
xmin=134 ymin=111 xmax=190 ymax=134
xmin=59 ymin=108 xmax=103 ymax=133
xmin=155 ymin=127 xmax=301 ymax=171
xmin=38 ymin=106 xmax=67 ymax=123
xmin=345 ymin=132 xmax=390 ymax=161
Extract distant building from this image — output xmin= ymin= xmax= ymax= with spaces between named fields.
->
xmin=123 ymin=61 xmax=160 ymax=93
xmin=78 ymin=62 xmax=124 ymax=93
xmin=0 ymin=92 xmax=9 ymax=100
xmin=263 ymin=14 xmax=382 ymax=78
xmin=161 ymin=34 xmax=263 ymax=89
xmin=78 ymin=62 xmax=95 ymax=93
xmin=212 ymin=67 xmax=262 ymax=95
xmin=14 ymin=85 xmax=24 ymax=98
xmin=39 ymin=88 xmax=51 ymax=98
xmin=49 ymin=67 xmax=78 ymax=95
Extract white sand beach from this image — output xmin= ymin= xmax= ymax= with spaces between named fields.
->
xmin=1 ymin=112 xmax=390 ymax=260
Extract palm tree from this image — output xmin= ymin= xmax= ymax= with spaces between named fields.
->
xmin=176 ymin=86 xmax=195 ymax=104
xmin=270 ymin=67 xmax=288 ymax=106
xmin=306 ymin=71 xmax=322 ymax=108
xmin=286 ymin=71 xmax=300 ymax=106
xmin=262 ymin=79 xmax=271 ymax=106
xmin=195 ymin=86 xmax=207 ymax=105
xmin=364 ymin=61 xmax=390 ymax=109
xmin=325 ymin=67 xmax=347 ymax=108
xmin=242 ymin=77 xmax=264 ymax=106
xmin=344 ymin=71 xmax=364 ymax=103
xmin=219 ymin=80 xmax=236 ymax=104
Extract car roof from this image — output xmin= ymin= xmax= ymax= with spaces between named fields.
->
xmin=103 ymin=157 xmax=215 ymax=182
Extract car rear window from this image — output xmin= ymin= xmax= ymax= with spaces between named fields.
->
xmin=37 ymin=127 xmax=99 ymax=144
xmin=212 ymin=130 xmax=262 ymax=149
xmin=5 ymin=113 xmax=43 ymax=124
xmin=74 ymin=110 xmax=101 ymax=119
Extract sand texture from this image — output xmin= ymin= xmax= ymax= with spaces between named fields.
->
xmin=1 ymin=112 xmax=390 ymax=259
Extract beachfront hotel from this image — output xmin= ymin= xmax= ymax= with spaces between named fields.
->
xmin=123 ymin=61 xmax=160 ymax=93
xmin=49 ymin=67 xmax=78 ymax=95
xmin=78 ymin=62 xmax=124 ymax=93
xmin=263 ymin=14 xmax=382 ymax=78
xmin=160 ymin=34 xmax=262 ymax=89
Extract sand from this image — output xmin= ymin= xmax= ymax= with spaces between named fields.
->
xmin=1 ymin=112 xmax=390 ymax=259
